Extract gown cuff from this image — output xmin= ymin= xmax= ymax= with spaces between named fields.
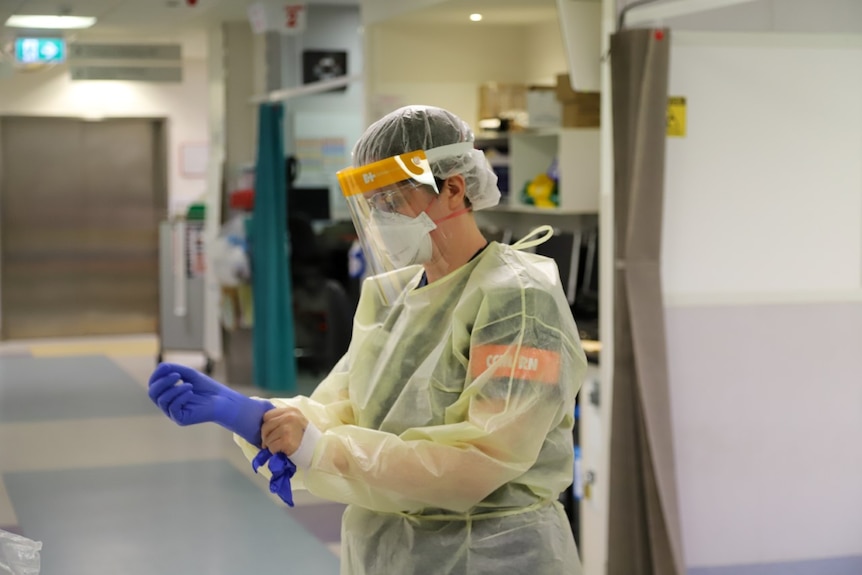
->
xmin=291 ymin=420 xmax=321 ymax=469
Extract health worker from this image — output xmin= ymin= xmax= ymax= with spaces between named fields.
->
xmin=148 ymin=105 xmax=587 ymax=575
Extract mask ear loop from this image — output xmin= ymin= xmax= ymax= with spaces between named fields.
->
xmin=431 ymin=206 xmax=472 ymax=225
xmin=421 ymin=183 xmax=472 ymax=226
xmin=512 ymin=225 xmax=554 ymax=251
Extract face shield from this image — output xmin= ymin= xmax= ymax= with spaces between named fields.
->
xmin=337 ymin=143 xmax=459 ymax=269
xmin=337 ymin=141 xmax=500 ymax=302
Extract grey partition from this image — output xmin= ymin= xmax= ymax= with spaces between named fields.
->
xmin=608 ymin=28 xmax=685 ymax=575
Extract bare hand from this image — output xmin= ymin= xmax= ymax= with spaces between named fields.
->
xmin=261 ymin=407 xmax=308 ymax=456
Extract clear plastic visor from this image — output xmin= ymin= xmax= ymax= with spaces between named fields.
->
xmin=337 ymin=150 xmax=441 ymax=279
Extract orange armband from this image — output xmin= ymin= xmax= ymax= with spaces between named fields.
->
xmin=470 ymin=345 xmax=561 ymax=384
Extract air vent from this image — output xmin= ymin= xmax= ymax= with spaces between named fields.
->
xmin=70 ymin=65 xmax=182 ymax=82
xmin=68 ymin=42 xmax=182 ymax=82
xmin=69 ymin=43 xmax=181 ymax=61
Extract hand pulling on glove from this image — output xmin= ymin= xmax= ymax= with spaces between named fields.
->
xmin=147 ymin=362 xmax=273 ymax=446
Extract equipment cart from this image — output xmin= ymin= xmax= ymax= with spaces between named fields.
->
xmin=157 ymin=218 xmax=214 ymax=374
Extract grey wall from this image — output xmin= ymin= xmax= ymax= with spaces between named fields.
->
xmin=662 ymin=31 xmax=862 ymax=573
xmin=277 ymin=4 xmax=364 ymax=219
xmin=224 ymin=21 xmax=259 ymax=178
xmin=666 ymin=302 xmax=862 ymax=570
xmin=621 ymin=0 xmax=862 ymax=34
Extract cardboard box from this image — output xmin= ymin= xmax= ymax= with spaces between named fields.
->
xmin=478 ymin=82 xmax=527 ymax=123
xmin=526 ymin=86 xmax=561 ymax=128
xmin=556 ymin=73 xmax=600 ymax=128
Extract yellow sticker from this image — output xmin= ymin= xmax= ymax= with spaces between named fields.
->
xmin=667 ymin=96 xmax=687 ymax=137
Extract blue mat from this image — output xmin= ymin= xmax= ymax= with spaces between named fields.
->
xmin=0 ymin=355 xmax=158 ymax=423
xmin=3 ymin=460 xmax=339 ymax=575
xmin=290 ymin=503 xmax=346 ymax=544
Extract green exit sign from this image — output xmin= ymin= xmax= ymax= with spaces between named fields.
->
xmin=14 ymin=37 xmax=66 ymax=64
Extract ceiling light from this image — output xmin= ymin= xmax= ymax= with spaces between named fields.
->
xmin=5 ymin=15 xmax=97 ymax=29
xmin=469 ymin=13 xmax=483 ymax=22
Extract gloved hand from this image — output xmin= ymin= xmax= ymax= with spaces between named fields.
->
xmin=148 ymin=363 xmax=274 ymax=446
xmin=252 ymin=448 xmax=297 ymax=507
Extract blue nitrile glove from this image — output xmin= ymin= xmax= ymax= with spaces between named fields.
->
xmin=252 ymin=448 xmax=297 ymax=507
xmin=148 ymin=363 xmax=274 ymax=446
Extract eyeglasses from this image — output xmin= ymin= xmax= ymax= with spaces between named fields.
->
xmin=366 ymin=180 xmax=440 ymax=214
xmin=366 ymin=187 xmax=410 ymax=213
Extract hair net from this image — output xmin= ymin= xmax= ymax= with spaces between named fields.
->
xmin=352 ymin=105 xmax=501 ymax=211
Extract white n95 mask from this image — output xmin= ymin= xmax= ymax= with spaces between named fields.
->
xmin=369 ymin=209 xmax=437 ymax=268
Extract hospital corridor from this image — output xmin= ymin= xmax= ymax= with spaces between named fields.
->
xmin=0 ymin=336 xmax=342 ymax=574
xmin=2 ymin=0 xmax=862 ymax=573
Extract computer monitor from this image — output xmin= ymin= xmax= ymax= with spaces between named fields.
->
xmin=535 ymin=230 xmax=581 ymax=306
xmin=534 ymin=227 xmax=599 ymax=320
xmin=289 ymin=186 xmax=331 ymax=222
xmin=574 ymin=230 xmax=598 ymax=319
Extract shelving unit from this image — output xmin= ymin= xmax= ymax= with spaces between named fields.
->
xmin=478 ymin=127 xmax=600 ymax=216
xmin=510 ymin=128 xmax=600 ymax=213
xmin=475 ymin=127 xmax=600 ymax=243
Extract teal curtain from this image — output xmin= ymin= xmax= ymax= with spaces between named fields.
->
xmin=251 ymin=103 xmax=297 ymax=392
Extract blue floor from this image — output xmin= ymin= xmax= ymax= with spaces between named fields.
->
xmin=0 ymin=355 xmax=158 ymax=423
xmin=4 ymin=461 xmax=338 ymax=575
xmin=0 ymin=345 xmax=342 ymax=574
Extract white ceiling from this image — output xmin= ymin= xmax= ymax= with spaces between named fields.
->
xmin=1 ymin=0 xmax=240 ymax=34
xmin=382 ymin=0 xmax=600 ymax=26
xmin=0 ymin=0 xmax=610 ymax=37
xmin=0 ymin=0 xmax=359 ymax=36
xmin=7 ymin=1 xmax=857 ymax=38
xmin=387 ymin=0 xmax=557 ymax=26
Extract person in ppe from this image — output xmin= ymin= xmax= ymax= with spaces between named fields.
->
xmin=148 ymin=105 xmax=586 ymax=574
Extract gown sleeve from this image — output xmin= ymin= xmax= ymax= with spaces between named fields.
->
xmin=272 ymin=286 xmax=585 ymax=513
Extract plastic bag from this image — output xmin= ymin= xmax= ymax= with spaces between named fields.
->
xmin=0 ymin=530 xmax=41 ymax=575
xmin=213 ymin=214 xmax=251 ymax=287
xmin=212 ymin=237 xmax=251 ymax=287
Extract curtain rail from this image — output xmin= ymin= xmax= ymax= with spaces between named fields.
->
xmin=249 ymin=74 xmax=362 ymax=104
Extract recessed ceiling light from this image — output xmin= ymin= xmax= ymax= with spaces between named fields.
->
xmin=470 ymin=13 xmax=483 ymax=22
xmin=5 ymin=15 xmax=97 ymax=29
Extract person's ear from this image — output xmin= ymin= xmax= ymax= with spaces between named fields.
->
xmin=440 ymin=175 xmax=467 ymax=210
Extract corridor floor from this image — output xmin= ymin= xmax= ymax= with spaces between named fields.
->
xmin=0 ymin=335 xmax=342 ymax=574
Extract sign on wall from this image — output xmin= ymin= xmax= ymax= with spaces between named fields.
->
xmin=667 ymin=96 xmax=687 ymax=137
xmin=302 ymin=50 xmax=348 ymax=89
xmin=14 ymin=37 xmax=65 ymax=65
xmin=248 ymin=2 xmax=307 ymax=35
